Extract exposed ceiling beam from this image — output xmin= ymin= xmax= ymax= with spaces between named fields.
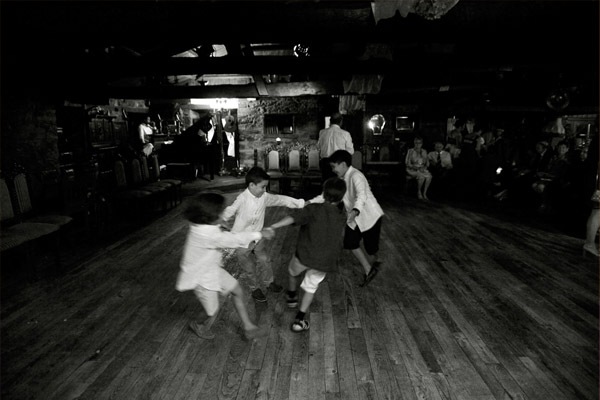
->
xmin=57 ymin=56 xmax=392 ymax=79
xmin=63 ymin=80 xmax=344 ymax=100
xmin=53 ymin=56 xmax=581 ymax=81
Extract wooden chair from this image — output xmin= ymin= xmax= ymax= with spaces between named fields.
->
xmin=110 ymin=160 xmax=154 ymax=222
xmin=284 ymin=149 xmax=303 ymax=195
xmin=12 ymin=173 xmax=73 ymax=229
xmin=130 ymin=158 xmax=169 ymax=212
xmin=265 ymin=150 xmax=284 ymax=193
xmin=1 ymin=178 xmax=60 ymax=268
xmin=304 ymin=149 xmax=320 ymax=175
xmin=138 ymin=156 xmax=178 ymax=209
xmin=148 ymin=155 xmax=182 ymax=206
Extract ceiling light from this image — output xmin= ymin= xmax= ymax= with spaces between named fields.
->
xmin=293 ymin=43 xmax=310 ymax=57
xmin=190 ymin=98 xmax=239 ymax=109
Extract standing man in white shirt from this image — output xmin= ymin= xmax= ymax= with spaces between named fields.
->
xmin=317 ymin=112 xmax=354 ymax=182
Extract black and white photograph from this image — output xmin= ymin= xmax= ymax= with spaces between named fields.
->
xmin=1 ymin=1 xmax=598 ymax=399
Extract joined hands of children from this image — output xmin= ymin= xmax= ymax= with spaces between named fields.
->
xmin=260 ymin=227 xmax=276 ymax=240
xmin=347 ymin=208 xmax=359 ymax=224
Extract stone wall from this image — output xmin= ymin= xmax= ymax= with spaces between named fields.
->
xmin=1 ymin=93 xmax=60 ymax=206
xmin=237 ymin=97 xmax=326 ymax=167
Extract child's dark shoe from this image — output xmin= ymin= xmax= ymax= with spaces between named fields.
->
xmin=360 ymin=262 xmax=380 ymax=287
xmin=189 ymin=321 xmax=215 ymax=340
xmin=291 ymin=319 xmax=310 ymax=332
xmin=251 ymin=288 xmax=267 ymax=302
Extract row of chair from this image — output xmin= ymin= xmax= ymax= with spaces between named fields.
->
xmin=110 ymin=155 xmax=182 ymax=222
xmin=1 ymin=174 xmax=73 ymax=268
xmin=264 ymin=149 xmax=320 ymax=193
xmin=263 ymin=148 xmax=363 ymax=193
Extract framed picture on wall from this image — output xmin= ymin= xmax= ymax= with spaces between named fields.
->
xmin=396 ymin=116 xmax=414 ymax=131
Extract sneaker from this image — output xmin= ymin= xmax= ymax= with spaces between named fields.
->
xmin=251 ymin=288 xmax=267 ymax=302
xmin=286 ymin=293 xmax=298 ymax=309
xmin=189 ymin=321 xmax=215 ymax=340
xmin=268 ymin=282 xmax=284 ymax=293
xmin=291 ymin=319 xmax=310 ymax=332
xmin=245 ymin=326 xmax=269 ymax=340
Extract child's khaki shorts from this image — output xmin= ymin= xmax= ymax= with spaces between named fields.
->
xmin=288 ymin=255 xmax=326 ymax=294
xmin=193 ymin=269 xmax=238 ymax=316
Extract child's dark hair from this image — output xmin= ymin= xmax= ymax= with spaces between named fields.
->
xmin=184 ymin=192 xmax=225 ymax=224
xmin=245 ymin=166 xmax=270 ymax=186
xmin=323 ymin=177 xmax=346 ymax=203
xmin=328 ymin=149 xmax=352 ymax=167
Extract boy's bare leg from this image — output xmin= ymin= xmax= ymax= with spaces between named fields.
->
xmin=230 ymin=283 xmax=258 ymax=331
xmin=351 ymin=248 xmax=372 ymax=275
xmin=229 ymin=283 xmax=268 ymax=338
xmin=352 ymin=247 xmax=380 ymax=287
xmin=298 ymin=291 xmax=314 ymax=313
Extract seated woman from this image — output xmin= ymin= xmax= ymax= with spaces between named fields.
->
xmin=405 ymin=136 xmax=432 ymax=200
xmin=138 ymin=116 xmax=156 ymax=157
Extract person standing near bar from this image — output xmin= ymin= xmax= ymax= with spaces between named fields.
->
xmin=200 ymin=115 xmax=219 ymax=181
xmin=317 ymin=112 xmax=354 ymax=182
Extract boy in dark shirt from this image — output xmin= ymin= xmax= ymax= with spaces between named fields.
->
xmin=268 ymin=177 xmax=347 ymax=332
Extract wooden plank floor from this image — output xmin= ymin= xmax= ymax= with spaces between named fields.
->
xmin=1 ymin=188 xmax=598 ymax=400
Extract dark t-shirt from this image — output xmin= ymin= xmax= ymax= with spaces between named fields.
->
xmin=293 ymin=202 xmax=347 ymax=273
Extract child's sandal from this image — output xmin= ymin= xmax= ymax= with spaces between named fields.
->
xmin=291 ymin=319 xmax=310 ymax=332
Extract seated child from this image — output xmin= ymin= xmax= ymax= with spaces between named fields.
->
xmin=176 ymin=192 xmax=274 ymax=340
xmin=268 ymin=177 xmax=347 ymax=332
xmin=221 ymin=167 xmax=305 ymax=303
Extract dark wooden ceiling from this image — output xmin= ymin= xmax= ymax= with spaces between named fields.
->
xmin=1 ymin=0 xmax=598 ymax=108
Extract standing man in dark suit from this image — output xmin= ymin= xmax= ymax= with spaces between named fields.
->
xmin=317 ymin=112 xmax=354 ymax=182
xmin=200 ymin=115 xmax=220 ymax=181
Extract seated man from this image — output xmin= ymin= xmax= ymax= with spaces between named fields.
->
xmin=428 ymin=141 xmax=453 ymax=174
xmin=428 ymin=141 xmax=454 ymax=199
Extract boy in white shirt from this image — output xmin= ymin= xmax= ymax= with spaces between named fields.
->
xmin=309 ymin=150 xmax=384 ymax=287
xmin=176 ymin=193 xmax=274 ymax=340
xmin=221 ymin=167 xmax=305 ymax=302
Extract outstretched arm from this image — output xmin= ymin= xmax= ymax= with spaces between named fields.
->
xmin=264 ymin=193 xmax=305 ymax=208
xmin=269 ymin=216 xmax=295 ymax=230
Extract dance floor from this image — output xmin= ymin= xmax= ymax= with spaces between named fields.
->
xmin=1 ymin=188 xmax=598 ymax=400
